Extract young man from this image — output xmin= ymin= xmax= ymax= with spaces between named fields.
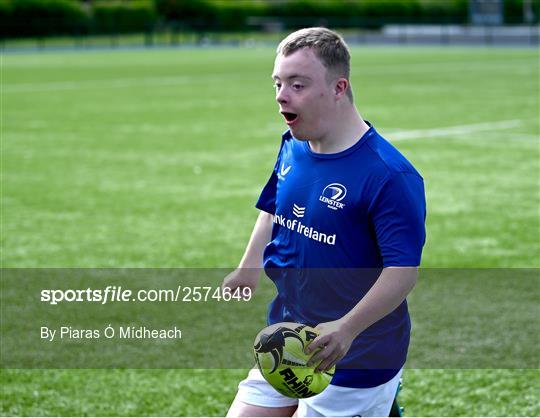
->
xmin=223 ymin=27 xmax=426 ymax=417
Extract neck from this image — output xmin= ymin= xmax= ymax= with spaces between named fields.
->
xmin=308 ymin=106 xmax=370 ymax=154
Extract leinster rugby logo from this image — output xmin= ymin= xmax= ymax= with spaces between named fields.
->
xmin=319 ymin=183 xmax=347 ymax=210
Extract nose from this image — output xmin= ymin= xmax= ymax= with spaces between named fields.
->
xmin=276 ymin=86 xmax=288 ymax=105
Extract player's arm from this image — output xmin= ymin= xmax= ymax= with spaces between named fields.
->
xmin=342 ymin=266 xmax=418 ymax=334
xmin=306 ymin=266 xmax=418 ymax=372
xmin=221 ymin=211 xmax=274 ymax=293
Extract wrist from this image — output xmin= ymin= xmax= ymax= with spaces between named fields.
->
xmin=339 ymin=315 xmax=365 ymax=339
xmin=238 ymin=253 xmax=263 ymax=270
xmin=234 ymin=266 xmax=261 ymax=281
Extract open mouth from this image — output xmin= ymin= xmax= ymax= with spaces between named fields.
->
xmin=281 ymin=112 xmax=298 ymax=124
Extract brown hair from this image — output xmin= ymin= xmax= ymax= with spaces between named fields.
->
xmin=276 ymin=27 xmax=353 ymax=102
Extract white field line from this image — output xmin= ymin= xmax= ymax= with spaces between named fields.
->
xmin=387 ymin=119 xmax=525 ymax=141
xmin=479 ymin=132 xmax=539 ymax=141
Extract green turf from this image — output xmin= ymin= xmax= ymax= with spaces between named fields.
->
xmin=1 ymin=46 xmax=539 ymax=416
xmin=2 ymin=369 xmax=539 ymax=416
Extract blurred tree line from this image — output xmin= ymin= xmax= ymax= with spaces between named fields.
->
xmin=0 ymin=0 xmax=538 ymax=38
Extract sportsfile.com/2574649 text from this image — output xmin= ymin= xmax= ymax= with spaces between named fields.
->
xmin=40 ymin=286 xmax=252 ymax=305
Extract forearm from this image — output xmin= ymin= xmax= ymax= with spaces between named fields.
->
xmin=341 ymin=267 xmax=418 ymax=337
xmin=238 ymin=211 xmax=274 ymax=269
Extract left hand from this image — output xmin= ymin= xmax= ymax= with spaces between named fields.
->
xmin=305 ymin=319 xmax=356 ymax=373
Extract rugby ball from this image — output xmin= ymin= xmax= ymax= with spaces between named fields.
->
xmin=253 ymin=322 xmax=334 ymax=398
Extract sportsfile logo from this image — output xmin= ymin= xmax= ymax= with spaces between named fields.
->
xmin=319 ymin=183 xmax=347 ymax=210
xmin=277 ymin=163 xmax=291 ymax=181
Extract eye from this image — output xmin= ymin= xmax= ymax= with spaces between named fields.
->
xmin=292 ymin=84 xmax=304 ymax=91
xmin=274 ymin=82 xmax=282 ymax=90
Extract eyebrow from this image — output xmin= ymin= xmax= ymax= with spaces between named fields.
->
xmin=272 ymin=74 xmax=312 ymax=81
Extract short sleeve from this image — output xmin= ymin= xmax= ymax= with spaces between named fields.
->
xmin=368 ymin=173 xmax=426 ymax=267
xmin=255 ymin=139 xmax=286 ymax=215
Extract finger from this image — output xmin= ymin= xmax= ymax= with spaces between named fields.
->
xmin=306 ymin=342 xmax=334 ymax=367
xmin=221 ymin=283 xmax=235 ymax=291
xmin=315 ymin=351 xmax=340 ymax=373
xmin=306 ymin=346 xmax=327 ymax=367
xmin=323 ymin=347 xmax=347 ymax=372
xmin=221 ymin=276 xmax=233 ymax=290
xmin=305 ymin=335 xmax=329 ymax=354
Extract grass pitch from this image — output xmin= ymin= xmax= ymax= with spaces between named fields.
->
xmin=1 ymin=46 xmax=539 ymax=416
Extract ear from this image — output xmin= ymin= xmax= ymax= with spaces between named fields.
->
xmin=334 ymin=78 xmax=349 ymax=100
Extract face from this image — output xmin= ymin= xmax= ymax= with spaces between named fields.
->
xmin=272 ymin=48 xmax=337 ymax=141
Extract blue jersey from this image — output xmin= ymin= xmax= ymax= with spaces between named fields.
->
xmin=256 ymin=122 xmax=426 ymax=388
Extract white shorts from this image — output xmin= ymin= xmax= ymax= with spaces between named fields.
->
xmin=233 ymin=368 xmax=403 ymax=417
